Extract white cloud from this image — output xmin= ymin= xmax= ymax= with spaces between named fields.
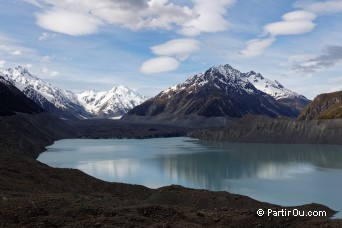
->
xmin=239 ymin=37 xmax=275 ymax=58
xmin=42 ymin=67 xmax=60 ymax=77
xmin=288 ymin=54 xmax=319 ymax=63
xmin=29 ymin=0 xmax=193 ymax=34
xmin=0 ymin=60 xmax=5 ymax=68
xmin=26 ymin=0 xmax=234 ymax=36
xmin=264 ymin=11 xmax=316 ymax=36
xmin=240 ymin=10 xmax=317 ymax=57
xmin=179 ymin=0 xmax=235 ymax=36
xmin=36 ymin=9 xmax=103 ymax=36
xmin=11 ymin=50 xmax=22 ymax=56
xmin=38 ymin=32 xmax=57 ymax=41
xmin=25 ymin=64 xmax=33 ymax=69
xmin=151 ymin=38 xmax=200 ymax=60
xmin=301 ymin=0 xmax=342 ymax=15
xmin=41 ymin=55 xmax=55 ymax=63
xmin=23 ymin=0 xmax=42 ymax=8
xmin=140 ymin=56 xmax=180 ymax=74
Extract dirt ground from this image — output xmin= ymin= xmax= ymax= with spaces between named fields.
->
xmin=1 ymin=153 xmax=341 ymax=228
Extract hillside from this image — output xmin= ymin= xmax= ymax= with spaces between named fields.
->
xmin=0 ymin=76 xmax=44 ymax=116
xmin=298 ymin=91 xmax=342 ymax=120
xmin=189 ymin=115 xmax=342 ymax=145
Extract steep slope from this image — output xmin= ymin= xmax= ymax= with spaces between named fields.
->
xmin=1 ymin=66 xmax=89 ymax=119
xmin=243 ymin=71 xmax=310 ymax=111
xmin=298 ymin=91 xmax=342 ymax=120
xmin=0 ymin=66 xmax=146 ymax=119
xmin=127 ymin=64 xmax=301 ymax=118
xmin=77 ymin=86 xmax=146 ymax=118
xmin=0 ymin=76 xmax=44 ymax=116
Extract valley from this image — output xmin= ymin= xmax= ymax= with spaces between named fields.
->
xmin=1 ymin=63 xmax=342 ymax=227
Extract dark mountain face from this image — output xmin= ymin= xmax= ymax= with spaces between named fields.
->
xmin=298 ymin=91 xmax=342 ymax=120
xmin=22 ymin=86 xmax=84 ymax=120
xmin=127 ymin=64 xmax=300 ymax=118
xmin=0 ymin=76 xmax=44 ymax=116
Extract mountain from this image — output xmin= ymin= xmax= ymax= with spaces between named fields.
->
xmin=242 ymin=71 xmax=310 ymax=111
xmin=127 ymin=64 xmax=307 ymax=119
xmin=0 ymin=76 xmax=44 ymax=116
xmin=0 ymin=66 xmax=89 ymax=119
xmin=298 ymin=91 xmax=342 ymax=120
xmin=77 ymin=86 xmax=146 ymax=118
xmin=0 ymin=66 xmax=146 ymax=119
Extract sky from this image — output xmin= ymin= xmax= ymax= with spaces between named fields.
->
xmin=0 ymin=0 xmax=342 ymax=99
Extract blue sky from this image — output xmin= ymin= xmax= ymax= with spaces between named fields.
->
xmin=0 ymin=0 xmax=342 ymax=99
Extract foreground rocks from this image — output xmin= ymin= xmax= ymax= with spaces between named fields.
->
xmin=0 ymin=113 xmax=75 ymax=158
xmin=1 ymin=153 xmax=341 ymax=227
xmin=1 ymin=113 xmax=342 ymax=227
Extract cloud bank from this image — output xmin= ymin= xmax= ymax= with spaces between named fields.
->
xmin=292 ymin=45 xmax=342 ymax=73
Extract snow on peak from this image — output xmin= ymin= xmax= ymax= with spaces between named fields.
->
xmin=159 ymin=64 xmax=307 ymax=101
xmin=77 ymin=86 xmax=146 ymax=117
xmin=1 ymin=66 xmax=146 ymax=119
xmin=242 ymin=71 xmax=299 ymax=100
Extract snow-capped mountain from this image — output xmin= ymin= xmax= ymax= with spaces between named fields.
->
xmin=0 ymin=75 xmax=44 ymax=116
xmin=127 ymin=64 xmax=308 ymax=118
xmin=0 ymin=66 xmax=89 ymax=119
xmin=242 ymin=71 xmax=310 ymax=111
xmin=243 ymin=71 xmax=308 ymax=100
xmin=0 ymin=66 xmax=146 ymax=119
xmin=77 ymin=86 xmax=146 ymax=118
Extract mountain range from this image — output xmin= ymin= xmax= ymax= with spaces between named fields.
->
xmin=127 ymin=64 xmax=310 ymax=118
xmin=0 ymin=66 xmax=146 ymax=119
xmin=0 ymin=64 xmax=311 ymax=120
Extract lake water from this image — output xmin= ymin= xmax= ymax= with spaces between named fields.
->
xmin=38 ymin=137 xmax=342 ymax=218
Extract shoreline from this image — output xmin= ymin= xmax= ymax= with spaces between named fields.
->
xmin=1 ymin=152 xmax=341 ymax=227
xmin=1 ymin=113 xmax=342 ymax=226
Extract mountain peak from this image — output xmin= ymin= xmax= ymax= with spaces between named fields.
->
xmin=2 ymin=66 xmax=146 ymax=119
xmin=127 ymin=64 xmax=308 ymax=118
xmin=209 ymin=64 xmax=241 ymax=77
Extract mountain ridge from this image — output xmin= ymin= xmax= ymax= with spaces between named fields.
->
xmin=126 ymin=64 xmax=309 ymax=119
xmin=0 ymin=66 xmax=146 ymax=119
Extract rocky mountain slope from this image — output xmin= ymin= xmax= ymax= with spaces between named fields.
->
xmin=298 ymin=91 xmax=342 ymax=120
xmin=127 ymin=64 xmax=308 ymax=119
xmin=189 ymin=115 xmax=342 ymax=145
xmin=0 ymin=66 xmax=145 ymax=119
xmin=0 ymin=76 xmax=44 ymax=116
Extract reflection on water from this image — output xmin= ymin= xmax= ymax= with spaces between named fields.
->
xmin=38 ymin=137 xmax=342 ymax=218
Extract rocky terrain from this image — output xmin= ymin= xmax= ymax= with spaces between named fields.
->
xmin=298 ymin=91 xmax=342 ymax=120
xmin=189 ymin=115 xmax=342 ymax=145
xmin=1 ymin=153 xmax=341 ymax=227
xmin=126 ymin=64 xmax=309 ymax=120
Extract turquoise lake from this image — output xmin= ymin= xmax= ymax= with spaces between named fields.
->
xmin=38 ymin=137 xmax=342 ymax=218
